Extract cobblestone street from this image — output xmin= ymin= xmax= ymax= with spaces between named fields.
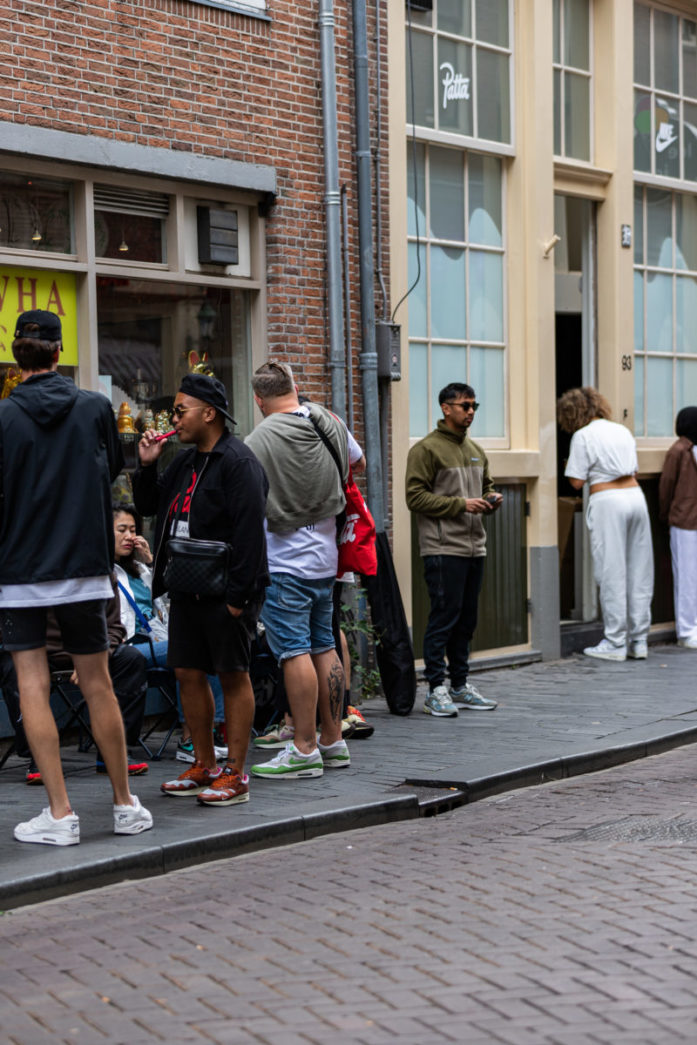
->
xmin=3 ymin=743 xmax=697 ymax=1043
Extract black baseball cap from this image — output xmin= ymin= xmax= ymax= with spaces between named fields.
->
xmin=14 ymin=310 xmax=62 ymax=341
xmin=178 ymin=372 xmax=236 ymax=425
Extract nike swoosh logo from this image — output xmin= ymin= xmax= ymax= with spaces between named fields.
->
xmin=656 ymin=133 xmax=678 ymax=153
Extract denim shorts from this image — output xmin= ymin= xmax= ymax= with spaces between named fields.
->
xmin=260 ymin=573 xmax=336 ymax=663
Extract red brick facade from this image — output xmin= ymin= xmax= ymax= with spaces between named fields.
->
xmin=0 ymin=0 xmax=390 ymax=451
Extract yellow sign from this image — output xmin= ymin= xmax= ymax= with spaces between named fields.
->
xmin=0 ymin=267 xmax=78 ymax=365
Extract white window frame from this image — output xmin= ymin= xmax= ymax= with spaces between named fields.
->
xmin=553 ymin=0 xmax=594 ymax=163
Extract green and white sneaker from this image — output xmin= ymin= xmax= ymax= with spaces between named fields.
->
xmin=251 ymin=742 xmax=324 ymax=780
xmin=423 ymin=685 xmax=458 ymax=717
xmin=318 ymin=739 xmax=351 ymax=769
xmin=450 ymin=682 xmax=497 ymax=710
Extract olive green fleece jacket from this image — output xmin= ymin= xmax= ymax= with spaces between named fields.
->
xmin=405 ymin=420 xmax=494 ymax=557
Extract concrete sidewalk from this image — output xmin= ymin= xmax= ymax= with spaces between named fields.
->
xmin=1 ymin=641 xmax=697 ymax=910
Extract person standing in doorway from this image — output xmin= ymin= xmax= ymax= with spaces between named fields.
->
xmin=558 ymin=386 xmax=654 ymax=661
xmin=406 ymin=383 xmax=501 ymax=717
xmin=659 ymin=406 xmax=697 ymax=650
xmin=0 ymin=310 xmax=153 ymax=845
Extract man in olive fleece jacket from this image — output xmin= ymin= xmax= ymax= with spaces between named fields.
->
xmin=405 ymin=382 xmax=502 ymax=717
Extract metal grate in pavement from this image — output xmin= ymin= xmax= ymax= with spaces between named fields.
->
xmin=557 ymin=814 xmax=697 ymax=843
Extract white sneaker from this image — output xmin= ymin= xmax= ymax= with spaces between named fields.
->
xmin=678 ymin=637 xmax=697 ymax=650
xmin=113 ymin=794 xmax=154 ymax=835
xmin=318 ymin=739 xmax=351 ymax=768
xmin=14 ymin=807 xmax=80 ymax=846
xmin=583 ymin=639 xmax=626 ymax=662
xmin=628 ymin=641 xmax=648 ymax=659
xmin=214 ymin=744 xmax=229 ymax=761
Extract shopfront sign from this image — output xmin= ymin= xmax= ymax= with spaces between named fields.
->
xmin=0 ymin=267 xmax=78 ymax=365
xmin=440 ymin=62 xmax=471 ymax=110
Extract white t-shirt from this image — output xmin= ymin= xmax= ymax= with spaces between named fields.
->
xmin=0 ymin=576 xmax=113 ymax=609
xmin=565 ymin=418 xmax=638 ymax=486
xmin=266 ymin=408 xmax=363 ymax=580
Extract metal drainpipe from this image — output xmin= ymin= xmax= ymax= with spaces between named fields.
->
xmin=319 ymin=0 xmax=346 ymax=419
xmin=352 ymin=0 xmax=385 ymax=531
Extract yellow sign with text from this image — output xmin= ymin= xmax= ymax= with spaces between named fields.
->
xmin=0 ymin=267 xmax=78 ymax=365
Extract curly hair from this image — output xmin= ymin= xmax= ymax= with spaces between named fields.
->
xmin=556 ymin=387 xmax=612 ymax=434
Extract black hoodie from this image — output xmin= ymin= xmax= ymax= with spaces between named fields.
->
xmin=0 ymin=371 xmax=124 ymax=586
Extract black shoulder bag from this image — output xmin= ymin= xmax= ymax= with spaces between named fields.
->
xmin=162 ymin=470 xmax=230 ymax=599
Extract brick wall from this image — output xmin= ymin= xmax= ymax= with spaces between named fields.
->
xmin=0 ymin=0 xmax=391 ymax=485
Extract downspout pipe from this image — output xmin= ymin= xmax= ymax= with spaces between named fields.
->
xmin=352 ymin=0 xmax=385 ymax=532
xmin=319 ymin=0 xmax=346 ymax=419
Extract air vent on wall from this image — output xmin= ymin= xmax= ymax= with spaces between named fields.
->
xmin=406 ymin=0 xmax=432 ymax=11
xmin=93 ymin=186 xmax=170 ymax=217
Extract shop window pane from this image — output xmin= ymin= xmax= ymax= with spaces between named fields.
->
xmin=438 ymin=0 xmax=471 ymax=38
xmin=431 ymin=343 xmax=467 ymax=420
xmin=469 ymin=346 xmax=504 ymax=436
xmin=406 ymin=29 xmax=434 ymax=128
xmin=646 ymin=356 xmax=674 ymax=435
xmin=406 ymin=142 xmax=426 ymax=238
xmin=654 ymin=10 xmax=679 ymax=95
xmin=634 ymin=186 xmax=644 ymax=265
xmin=408 ymin=4 xmax=432 ymax=29
xmin=633 ymin=3 xmax=651 ymax=86
xmin=654 ymin=96 xmax=680 ymax=178
xmin=676 ymin=275 xmax=697 ymax=353
xmin=407 ymin=241 xmax=428 ymax=338
xmin=563 ymin=0 xmax=589 ymax=71
xmin=684 ymin=102 xmax=697 ymax=183
xmin=645 ymin=188 xmax=673 ymax=267
xmin=0 ymin=173 xmax=73 ymax=254
xmin=554 ymin=69 xmax=562 ymax=156
xmin=97 ymin=280 xmax=247 ymax=433
xmin=676 ymin=194 xmax=697 ymax=271
xmin=645 ymin=272 xmax=673 ymax=352
xmin=553 ymin=0 xmax=561 ymax=65
xmin=431 ymin=246 xmax=466 ymax=339
xmin=429 ymin=147 xmax=465 ymax=241
xmin=564 ymin=72 xmax=590 ymax=161
xmin=409 ymin=343 xmax=429 ymax=438
xmin=438 ymin=38 xmax=473 ymax=135
xmin=95 ymin=211 xmax=164 ymax=263
xmin=634 ymin=355 xmax=645 ymax=436
xmin=475 ymin=0 xmax=508 ymax=48
xmin=469 ymin=250 xmax=503 ymax=342
xmin=634 ymin=90 xmax=652 ymax=173
xmin=684 ymin=21 xmax=697 ymax=99
xmin=468 ymin=154 xmax=502 ymax=247
xmin=476 ymin=49 xmax=510 ymax=143
xmin=677 ymin=358 xmax=697 ymax=412
xmin=634 ymin=271 xmax=644 ymax=352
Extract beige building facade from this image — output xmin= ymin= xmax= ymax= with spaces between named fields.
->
xmin=391 ymin=0 xmax=692 ymax=660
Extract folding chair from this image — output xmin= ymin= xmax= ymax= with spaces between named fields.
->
xmin=49 ymin=667 xmax=98 ymax=752
xmin=128 ymin=634 xmax=179 ymax=761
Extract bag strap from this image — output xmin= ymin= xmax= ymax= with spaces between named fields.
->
xmin=117 ymin=580 xmax=152 ymax=635
xmin=309 ymin=415 xmax=344 ymax=483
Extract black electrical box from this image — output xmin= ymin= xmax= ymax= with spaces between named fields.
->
xmin=376 ymin=321 xmax=402 ymax=381
xmin=197 ymin=207 xmax=239 ymax=265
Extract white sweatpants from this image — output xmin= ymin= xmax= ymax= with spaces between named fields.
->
xmin=670 ymin=526 xmax=697 ymax=642
xmin=586 ymin=487 xmax=654 ymax=648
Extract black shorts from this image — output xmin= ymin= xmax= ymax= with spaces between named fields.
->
xmin=0 ymin=600 xmax=109 ymax=654
xmin=167 ymin=596 xmax=260 ymax=675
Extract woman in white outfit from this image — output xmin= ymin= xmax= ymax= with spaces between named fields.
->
xmin=557 ymin=387 xmax=654 ymax=662
xmin=659 ymin=407 xmax=697 ymax=650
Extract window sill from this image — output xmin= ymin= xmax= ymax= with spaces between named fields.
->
xmin=187 ymin=0 xmax=270 ymax=19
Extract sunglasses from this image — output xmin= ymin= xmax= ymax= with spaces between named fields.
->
xmin=170 ymin=404 xmax=205 ymax=420
xmin=446 ymin=400 xmax=479 ymax=412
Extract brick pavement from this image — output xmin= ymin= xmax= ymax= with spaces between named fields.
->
xmin=3 ymin=745 xmax=697 ymax=1042
xmin=2 ymin=644 xmax=697 ymax=909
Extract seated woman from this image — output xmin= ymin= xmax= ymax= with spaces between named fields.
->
xmin=113 ymin=504 xmax=227 ymax=761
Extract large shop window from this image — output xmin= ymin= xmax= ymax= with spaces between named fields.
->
xmin=634 ymin=3 xmax=697 ymax=181
xmin=633 ymin=185 xmax=697 ymax=436
xmin=97 ymin=279 xmax=252 ymax=437
xmin=406 ymin=0 xmax=511 ymax=146
xmin=407 ymin=144 xmax=505 ymax=439
xmin=553 ymin=0 xmax=592 ymax=162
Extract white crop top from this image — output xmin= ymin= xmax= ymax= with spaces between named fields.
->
xmin=565 ymin=418 xmax=638 ymax=486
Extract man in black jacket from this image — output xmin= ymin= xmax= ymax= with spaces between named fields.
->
xmin=0 ymin=310 xmax=153 ymax=845
xmin=134 ymin=372 xmax=268 ymax=808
